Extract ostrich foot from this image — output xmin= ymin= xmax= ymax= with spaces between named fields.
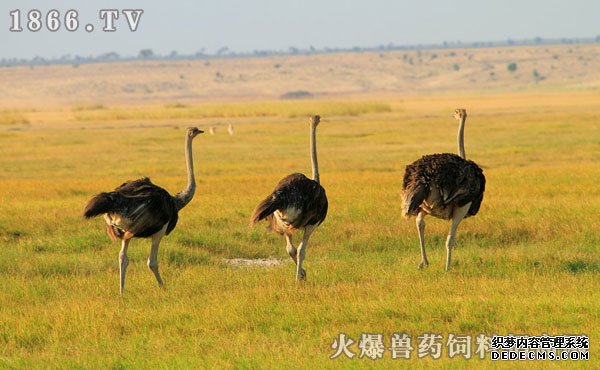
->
xmin=445 ymin=260 xmax=453 ymax=272
xmin=296 ymin=268 xmax=306 ymax=281
xmin=418 ymin=259 xmax=429 ymax=269
xmin=149 ymin=264 xmax=164 ymax=287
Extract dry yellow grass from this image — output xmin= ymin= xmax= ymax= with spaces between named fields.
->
xmin=0 ymin=110 xmax=30 ymax=126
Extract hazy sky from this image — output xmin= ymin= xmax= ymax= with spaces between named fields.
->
xmin=1 ymin=0 xmax=599 ymax=59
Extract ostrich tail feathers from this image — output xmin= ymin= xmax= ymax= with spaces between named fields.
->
xmin=250 ymin=195 xmax=281 ymax=225
xmin=83 ymin=193 xmax=116 ymax=218
xmin=402 ymin=184 xmax=427 ymax=218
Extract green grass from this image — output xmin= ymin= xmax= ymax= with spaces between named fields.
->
xmin=0 ymin=92 xmax=598 ymax=368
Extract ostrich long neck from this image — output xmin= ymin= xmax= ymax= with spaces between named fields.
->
xmin=175 ymin=135 xmax=196 ymax=210
xmin=457 ymin=116 xmax=466 ymax=159
xmin=310 ymin=122 xmax=320 ymax=183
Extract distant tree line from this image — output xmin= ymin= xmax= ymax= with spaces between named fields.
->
xmin=2 ymin=36 xmax=600 ymax=68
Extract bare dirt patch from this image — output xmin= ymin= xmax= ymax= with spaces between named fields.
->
xmin=224 ymin=258 xmax=283 ymax=267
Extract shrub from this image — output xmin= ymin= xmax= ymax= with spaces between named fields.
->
xmin=532 ymin=70 xmax=545 ymax=82
xmin=280 ymin=91 xmax=313 ymax=99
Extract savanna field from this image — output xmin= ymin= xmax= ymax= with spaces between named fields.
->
xmin=1 ymin=51 xmax=600 ymax=368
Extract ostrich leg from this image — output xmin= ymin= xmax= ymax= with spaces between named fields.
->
xmin=119 ymin=239 xmax=130 ymax=294
xmin=285 ymin=234 xmax=297 ymax=263
xmin=416 ymin=211 xmax=428 ymax=269
xmin=445 ymin=203 xmax=471 ymax=272
xmin=148 ymin=229 xmax=166 ymax=287
xmin=296 ymin=224 xmax=317 ymax=281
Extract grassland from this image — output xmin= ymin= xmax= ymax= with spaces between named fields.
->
xmin=0 ymin=90 xmax=598 ymax=368
xmin=72 ymin=100 xmax=391 ymax=121
xmin=0 ymin=110 xmax=30 ymax=126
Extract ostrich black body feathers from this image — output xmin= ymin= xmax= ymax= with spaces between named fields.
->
xmin=402 ymin=153 xmax=485 ymax=219
xmin=251 ymin=173 xmax=328 ymax=235
xmin=83 ymin=177 xmax=178 ymax=239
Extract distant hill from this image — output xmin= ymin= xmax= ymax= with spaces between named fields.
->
xmin=1 ymin=43 xmax=599 ymax=108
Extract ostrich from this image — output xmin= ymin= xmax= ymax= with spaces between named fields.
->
xmin=251 ymin=115 xmax=328 ymax=281
xmin=227 ymin=124 xmax=234 ymax=135
xmin=402 ymin=109 xmax=485 ymax=271
xmin=83 ymin=127 xmax=203 ymax=293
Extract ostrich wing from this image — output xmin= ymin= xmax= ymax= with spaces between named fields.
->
xmin=271 ymin=173 xmax=328 ymax=228
xmin=111 ymin=178 xmax=179 ymax=237
xmin=403 ymin=154 xmax=485 ymax=215
xmin=429 ymin=157 xmax=484 ymax=207
xmin=465 ymin=160 xmax=485 ymax=216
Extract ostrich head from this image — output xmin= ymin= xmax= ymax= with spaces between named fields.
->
xmin=309 ymin=115 xmax=321 ymax=126
xmin=453 ymin=109 xmax=467 ymax=121
xmin=187 ymin=127 xmax=204 ymax=138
